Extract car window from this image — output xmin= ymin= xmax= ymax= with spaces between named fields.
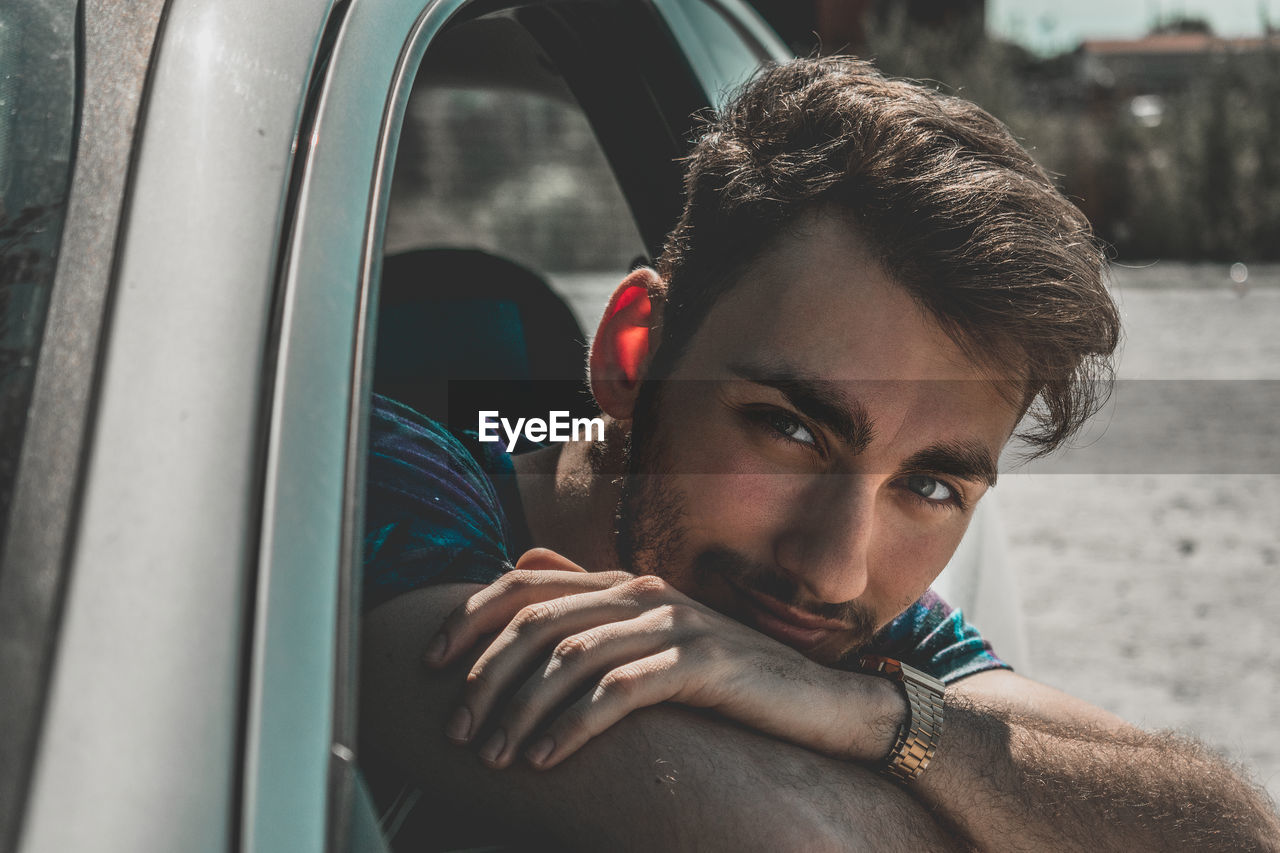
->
xmin=371 ymin=5 xmax=699 ymax=442
xmin=0 ymin=0 xmax=78 ymax=551
xmin=383 ymin=13 xmax=647 ymax=333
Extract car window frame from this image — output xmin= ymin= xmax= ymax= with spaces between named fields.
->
xmin=3 ymin=1 xmax=790 ymax=849
xmin=243 ymin=1 xmax=466 ymax=850
xmin=651 ymin=0 xmax=790 ymax=105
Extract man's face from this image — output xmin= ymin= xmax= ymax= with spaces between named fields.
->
xmin=616 ymin=214 xmax=1023 ymax=667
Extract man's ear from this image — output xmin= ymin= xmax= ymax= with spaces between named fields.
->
xmin=589 ymin=268 xmax=663 ymax=420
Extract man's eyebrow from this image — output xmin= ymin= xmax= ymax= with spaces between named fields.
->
xmin=728 ymin=360 xmax=874 ymax=453
xmin=900 ymin=441 xmax=1000 ymax=488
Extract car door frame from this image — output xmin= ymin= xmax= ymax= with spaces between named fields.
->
xmin=11 ymin=0 xmax=344 ymax=850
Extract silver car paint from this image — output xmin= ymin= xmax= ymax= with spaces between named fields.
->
xmin=21 ymin=0 xmax=334 ymax=849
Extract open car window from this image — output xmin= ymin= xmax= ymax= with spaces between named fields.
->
xmin=370 ymin=3 xmax=703 ymax=439
xmin=384 ymin=13 xmax=647 ymax=332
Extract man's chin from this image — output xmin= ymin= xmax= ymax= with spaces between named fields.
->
xmin=714 ymin=574 xmax=875 ymax=666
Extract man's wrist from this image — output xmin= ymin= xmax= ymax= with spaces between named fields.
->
xmin=856 ymin=656 xmax=946 ymax=784
xmin=834 ymin=666 xmax=909 ymax=763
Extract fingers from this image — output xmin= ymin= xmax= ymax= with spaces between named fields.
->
xmin=425 ymin=564 xmax=633 ymax=667
xmin=472 ymin=610 xmax=675 ymax=768
xmin=449 ymin=590 xmax=654 ymax=746
xmin=525 ymin=647 xmax=686 ymax=769
xmin=427 ymin=569 xmax=710 ymax=772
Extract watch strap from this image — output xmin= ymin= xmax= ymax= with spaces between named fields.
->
xmin=857 ymin=654 xmax=945 ymax=784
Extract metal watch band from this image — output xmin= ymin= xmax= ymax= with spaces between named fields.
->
xmin=857 ymin=655 xmax=946 ymax=784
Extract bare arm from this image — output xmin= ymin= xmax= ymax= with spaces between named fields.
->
xmin=419 ymin=562 xmax=1280 ymax=852
xmin=359 ymin=584 xmax=967 ymax=852
xmin=918 ymin=670 xmax=1280 ymax=852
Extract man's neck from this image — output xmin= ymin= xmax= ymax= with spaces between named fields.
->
xmin=510 ymin=421 xmax=626 ymax=574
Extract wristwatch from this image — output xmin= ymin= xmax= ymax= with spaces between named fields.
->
xmin=856 ymin=654 xmax=946 ymax=784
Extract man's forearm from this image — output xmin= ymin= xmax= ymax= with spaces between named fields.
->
xmin=383 ymin=575 xmax=1280 ymax=850
xmin=913 ymin=678 xmax=1280 ymax=851
xmin=360 ymin=585 xmax=966 ymax=851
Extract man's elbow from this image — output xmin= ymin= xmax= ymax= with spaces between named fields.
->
xmin=742 ymin=797 xmax=968 ymax=853
xmin=670 ymin=733 xmax=969 ymax=852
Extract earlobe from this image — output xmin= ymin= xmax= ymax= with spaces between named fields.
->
xmin=590 ymin=268 xmax=663 ymax=420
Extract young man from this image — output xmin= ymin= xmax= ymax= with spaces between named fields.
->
xmin=360 ymin=58 xmax=1280 ymax=849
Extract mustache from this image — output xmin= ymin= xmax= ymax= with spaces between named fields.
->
xmin=691 ymin=547 xmax=878 ymax=638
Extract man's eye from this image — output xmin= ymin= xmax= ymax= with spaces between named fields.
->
xmin=905 ymin=474 xmax=953 ymax=502
xmin=762 ymin=411 xmax=817 ymax=446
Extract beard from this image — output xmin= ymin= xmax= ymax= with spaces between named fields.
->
xmin=613 ymin=376 xmax=685 ymax=579
xmin=613 ymin=378 xmax=879 ymax=664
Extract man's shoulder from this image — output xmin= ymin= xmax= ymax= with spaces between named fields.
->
xmin=370 ymin=394 xmax=477 ymax=466
xmin=364 ymin=394 xmax=515 ymax=610
xmin=863 ymin=589 xmax=1011 ymax=684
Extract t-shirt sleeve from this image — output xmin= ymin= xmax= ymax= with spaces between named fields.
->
xmin=363 ymin=395 xmax=514 ymax=611
xmin=864 ymin=589 xmax=1011 ymax=684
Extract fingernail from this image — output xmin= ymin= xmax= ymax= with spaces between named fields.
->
xmin=524 ymin=735 xmax=554 ymax=767
xmin=479 ymin=729 xmax=506 ymax=765
xmin=445 ymin=707 xmax=472 ymax=743
xmin=424 ymin=633 xmax=447 ymax=665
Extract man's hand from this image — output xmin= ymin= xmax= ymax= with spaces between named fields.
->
xmin=425 ymin=548 xmax=904 ymax=771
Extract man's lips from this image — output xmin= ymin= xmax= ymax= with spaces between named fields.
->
xmin=730 ymin=582 xmax=851 ymax=651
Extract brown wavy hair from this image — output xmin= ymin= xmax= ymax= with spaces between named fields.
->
xmin=650 ymin=57 xmax=1120 ymax=457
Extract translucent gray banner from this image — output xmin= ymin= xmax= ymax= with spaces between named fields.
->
xmin=436 ymin=379 xmax=1280 ymax=475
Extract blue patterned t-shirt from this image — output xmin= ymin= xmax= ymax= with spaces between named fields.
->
xmin=364 ymin=394 xmax=1009 ymax=684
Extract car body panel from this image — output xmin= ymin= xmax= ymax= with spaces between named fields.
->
xmin=19 ymin=0 xmax=333 ymax=850
xmin=0 ymin=1 xmax=160 ymax=846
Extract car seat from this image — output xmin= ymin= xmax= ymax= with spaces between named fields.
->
xmin=373 ymin=248 xmax=597 ymax=437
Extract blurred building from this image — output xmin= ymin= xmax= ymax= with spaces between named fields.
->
xmin=1078 ymin=29 xmax=1280 ymax=98
xmin=1072 ymin=24 xmax=1280 ymax=137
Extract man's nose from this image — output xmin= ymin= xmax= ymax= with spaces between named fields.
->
xmin=773 ymin=474 xmax=875 ymax=605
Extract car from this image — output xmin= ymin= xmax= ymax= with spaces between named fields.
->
xmin=0 ymin=1 xmax=1019 ymax=850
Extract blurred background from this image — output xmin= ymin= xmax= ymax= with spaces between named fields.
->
xmin=740 ymin=0 xmax=1280 ymax=804
xmin=749 ymin=0 xmax=1280 ymax=261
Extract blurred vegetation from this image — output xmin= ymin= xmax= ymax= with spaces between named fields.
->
xmin=390 ymin=8 xmax=1279 ymax=266
xmin=860 ymin=11 xmax=1280 ymax=261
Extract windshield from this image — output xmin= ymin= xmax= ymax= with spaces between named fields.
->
xmin=0 ymin=0 xmax=79 ymax=551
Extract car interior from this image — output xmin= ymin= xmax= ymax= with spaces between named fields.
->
xmin=374 ymin=9 xmax=694 ymax=436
